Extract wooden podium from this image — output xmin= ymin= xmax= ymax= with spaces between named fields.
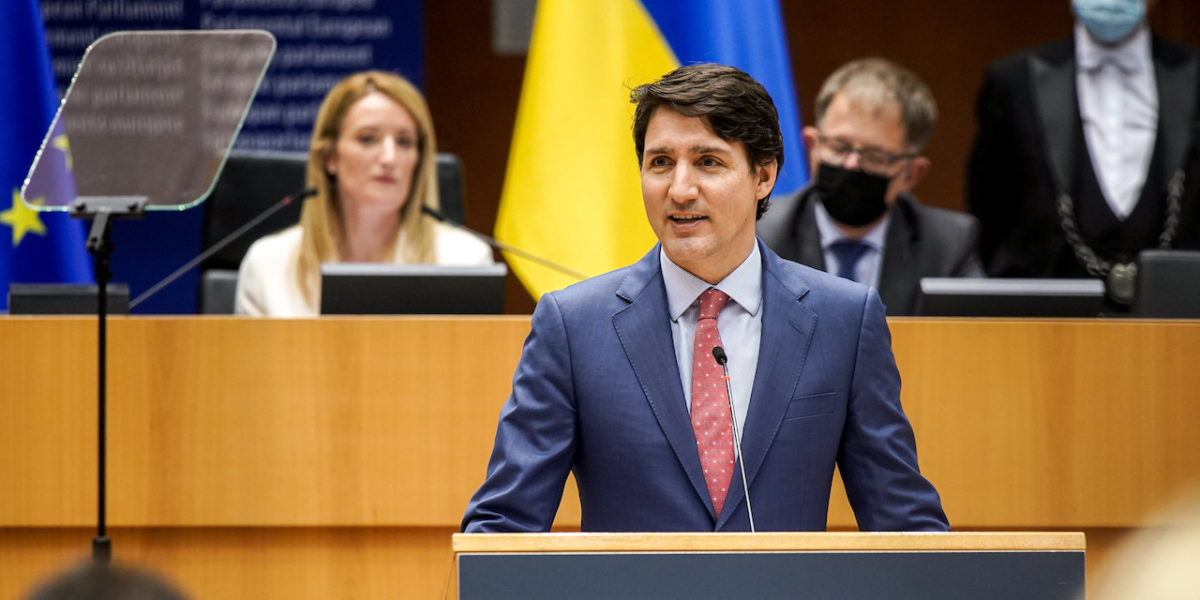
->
xmin=452 ymin=532 xmax=1086 ymax=599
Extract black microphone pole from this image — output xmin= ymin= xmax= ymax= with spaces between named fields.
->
xmin=713 ymin=345 xmax=755 ymax=532
xmin=129 ymin=187 xmax=317 ymax=310
xmin=420 ymin=205 xmax=588 ymax=282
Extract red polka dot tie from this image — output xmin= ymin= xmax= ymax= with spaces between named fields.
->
xmin=691 ymin=288 xmax=734 ymax=517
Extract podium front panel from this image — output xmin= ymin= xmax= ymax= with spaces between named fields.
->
xmin=458 ymin=550 xmax=1084 ymax=600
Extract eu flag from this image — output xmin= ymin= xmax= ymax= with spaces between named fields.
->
xmin=0 ymin=0 xmax=92 ymax=311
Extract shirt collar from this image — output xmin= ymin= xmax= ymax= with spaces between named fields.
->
xmin=661 ymin=241 xmax=763 ymax=322
xmin=1075 ymin=21 xmax=1152 ymax=73
xmin=813 ymin=199 xmax=891 ymax=251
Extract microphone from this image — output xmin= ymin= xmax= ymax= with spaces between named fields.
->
xmin=712 ymin=345 xmax=755 ymax=532
xmin=129 ymin=187 xmax=317 ymax=309
xmin=420 ymin=205 xmax=589 ymax=281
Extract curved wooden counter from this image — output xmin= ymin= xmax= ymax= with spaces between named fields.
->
xmin=2 ymin=317 xmax=1197 ymax=598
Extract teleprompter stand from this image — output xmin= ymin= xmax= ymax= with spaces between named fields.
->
xmin=21 ymin=30 xmax=276 ymax=562
xmin=72 ymin=197 xmax=146 ymax=563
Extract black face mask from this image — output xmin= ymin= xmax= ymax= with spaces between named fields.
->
xmin=813 ymin=163 xmax=891 ymax=227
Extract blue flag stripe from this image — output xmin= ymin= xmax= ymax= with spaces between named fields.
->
xmin=0 ymin=0 xmax=93 ymax=311
xmin=640 ymin=0 xmax=809 ymax=196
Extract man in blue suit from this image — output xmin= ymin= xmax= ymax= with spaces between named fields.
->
xmin=462 ymin=64 xmax=948 ymax=533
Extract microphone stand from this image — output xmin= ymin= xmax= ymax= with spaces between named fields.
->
xmin=71 ymin=196 xmax=148 ymax=563
xmin=420 ymin=205 xmax=588 ymax=282
xmin=713 ymin=346 xmax=755 ymax=532
xmin=130 ymin=188 xmax=315 ymax=310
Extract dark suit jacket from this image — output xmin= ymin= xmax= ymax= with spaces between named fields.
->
xmin=462 ymin=241 xmax=948 ymax=533
xmin=757 ymin=188 xmax=984 ymax=316
xmin=967 ymin=35 xmax=1200 ymax=277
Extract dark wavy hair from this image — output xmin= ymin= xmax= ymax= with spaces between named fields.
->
xmin=631 ymin=63 xmax=784 ymax=218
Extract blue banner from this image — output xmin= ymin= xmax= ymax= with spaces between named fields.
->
xmin=0 ymin=0 xmax=92 ymax=312
xmin=41 ymin=0 xmax=423 ymax=153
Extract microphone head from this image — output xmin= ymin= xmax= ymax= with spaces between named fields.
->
xmin=712 ymin=346 xmax=727 ymax=365
xmin=284 ymin=187 xmax=317 ymax=204
xmin=420 ymin=204 xmax=446 ymax=221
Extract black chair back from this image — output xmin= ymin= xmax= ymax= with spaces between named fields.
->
xmin=200 ymin=150 xmax=308 ymax=272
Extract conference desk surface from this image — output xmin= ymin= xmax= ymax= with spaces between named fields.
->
xmin=2 ymin=316 xmax=1197 ymax=598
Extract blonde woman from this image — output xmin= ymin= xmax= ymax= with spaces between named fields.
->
xmin=235 ymin=71 xmax=492 ymax=316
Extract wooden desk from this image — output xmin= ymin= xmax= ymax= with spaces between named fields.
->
xmin=2 ymin=317 xmax=1197 ymax=598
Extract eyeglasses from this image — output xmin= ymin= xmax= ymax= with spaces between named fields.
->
xmin=816 ymin=133 xmax=916 ymax=173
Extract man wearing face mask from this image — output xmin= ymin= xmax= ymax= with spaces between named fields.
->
xmin=759 ymin=58 xmax=984 ymax=316
xmin=967 ymin=0 xmax=1200 ymax=306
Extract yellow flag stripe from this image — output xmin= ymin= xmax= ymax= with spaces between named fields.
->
xmin=495 ymin=0 xmax=678 ymax=298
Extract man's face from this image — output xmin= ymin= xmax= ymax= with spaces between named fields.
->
xmin=804 ymin=92 xmax=926 ymax=208
xmin=640 ymin=107 xmax=776 ymax=284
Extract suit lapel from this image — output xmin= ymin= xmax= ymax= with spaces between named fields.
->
xmin=795 ymin=192 xmax=827 ymax=270
xmin=716 ymin=244 xmax=817 ymax=529
xmin=612 ymin=247 xmax=714 ymax=517
xmin=1030 ymin=42 xmax=1078 ymax=194
xmin=1154 ymin=38 xmax=1200 ymax=185
xmin=876 ymin=197 xmax=918 ymax=313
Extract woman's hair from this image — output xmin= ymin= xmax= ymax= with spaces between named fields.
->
xmin=295 ymin=70 xmax=440 ymax=305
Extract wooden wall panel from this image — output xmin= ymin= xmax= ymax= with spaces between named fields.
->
xmin=118 ymin=317 xmax=529 ymax=526
xmin=0 ymin=527 xmax=459 ymax=600
xmin=3 ymin=317 xmax=1199 ymax=598
xmin=828 ymin=319 xmax=1200 ymax=528
xmin=0 ymin=318 xmax=96 ymax=527
xmin=5 ymin=318 xmax=1198 ymax=529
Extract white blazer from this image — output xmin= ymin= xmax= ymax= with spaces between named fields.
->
xmin=235 ymin=223 xmax=494 ymax=317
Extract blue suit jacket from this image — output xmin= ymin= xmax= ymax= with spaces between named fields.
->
xmin=462 ymin=241 xmax=948 ymax=532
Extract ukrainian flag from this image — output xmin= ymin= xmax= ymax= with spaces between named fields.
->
xmin=495 ymin=0 xmax=806 ymax=299
xmin=0 ymin=0 xmax=92 ymax=311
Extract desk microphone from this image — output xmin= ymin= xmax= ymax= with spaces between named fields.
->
xmin=712 ymin=345 xmax=755 ymax=532
xmin=129 ymin=187 xmax=317 ymax=309
xmin=420 ymin=205 xmax=588 ymax=282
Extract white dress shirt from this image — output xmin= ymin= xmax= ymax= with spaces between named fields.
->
xmin=1075 ymin=22 xmax=1158 ymax=219
xmin=661 ymin=242 xmax=763 ymax=439
xmin=814 ymin=200 xmax=890 ymax=289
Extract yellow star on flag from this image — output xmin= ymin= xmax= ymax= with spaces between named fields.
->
xmin=52 ymin=134 xmax=72 ymax=171
xmin=1 ymin=188 xmax=47 ymax=246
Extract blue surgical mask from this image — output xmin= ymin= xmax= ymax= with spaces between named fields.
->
xmin=1072 ymin=0 xmax=1146 ymax=44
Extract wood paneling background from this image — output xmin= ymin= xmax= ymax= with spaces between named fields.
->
xmin=2 ymin=317 xmax=1199 ymax=598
